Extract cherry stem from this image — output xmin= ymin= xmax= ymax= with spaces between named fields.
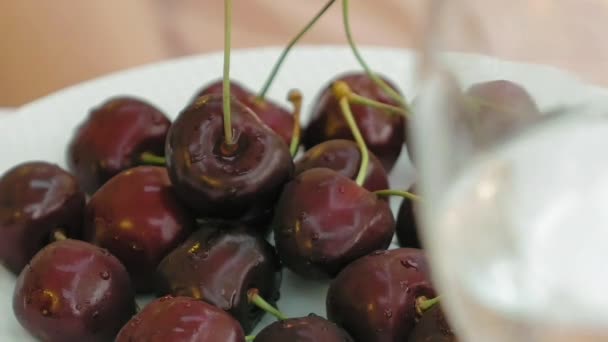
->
xmin=334 ymin=84 xmax=369 ymax=187
xmin=416 ymin=295 xmax=441 ymax=315
xmin=257 ymin=0 xmax=336 ymax=100
xmin=288 ymin=89 xmax=303 ymax=157
xmin=341 ymin=0 xmax=407 ymax=108
xmin=245 ymin=336 xmax=256 ymax=342
xmin=140 ymin=152 xmax=166 ymax=166
xmin=374 ymin=189 xmax=421 ymax=201
xmin=333 ymin=80 xmax=409 ymax=116
xmin=247 ymin=288 xmax=287 ymax=321
xmin=52 ymin=229 xmax=67 ymax=241
xmin=222 ymin=0 xmax=235 ymax=147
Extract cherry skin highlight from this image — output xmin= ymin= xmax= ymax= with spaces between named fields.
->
xmin=67 ymin=97 xmax=171 ymax=194
xmin=115 ymin=295 xmax=246 ymax=342
xmin=194 ymin=80 xmax=294 ymax=144
xmin=13 ymin=239 xmax=135 ymax=342
xmin=84 ymin=166 xmax=195 ymax=292
xmin=295 ymin=139 xmax=389 ymax=192
xmin=166 ymin=94 xmax=293 ymax=221
xmin=273 ymin=167 xmax=395 ymax=279
xmin=0 ymin=161 xmax=85 ymax=274
xmin=156 ymin=219 xmax=282 ymax=333
xmin=326 ymin=248 xmax=435 ymax=342
xmin=304 ymin=72 xmax=406 ymax=171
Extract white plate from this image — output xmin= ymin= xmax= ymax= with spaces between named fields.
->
xmin=0 ymin=46 xmax=602 ymax=340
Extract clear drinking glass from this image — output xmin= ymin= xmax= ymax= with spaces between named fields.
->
xmin=411 ymin=1 xmax=608 ymax=341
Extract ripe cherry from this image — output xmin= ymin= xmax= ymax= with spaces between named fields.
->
xmin=0 ymin=162 xmax=85 ymax=274
xmin=67 ymin=97 xmax=171 ymax=194
xmin=84 ymin=166 xmax=194 ymax=292
xmin=13 ymin=239 xmax=135 ymax=342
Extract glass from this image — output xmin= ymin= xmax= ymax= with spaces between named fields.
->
xmin=411 ymin=1 xmax=608 ymax=341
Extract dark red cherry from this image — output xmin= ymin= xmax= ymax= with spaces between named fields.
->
xmin=273 ymin=168 xmax=395 ymax=279
xmin=116 ymin=295 xmax=246 ymax=342
xmin=409 ymin=304 xmax=458 ymax=342
xmin=67 ymin=97 xmax=171 ymax=194
xmin=467 ymin=79 xmax=539 ymax=117
xmin=156 ymin=220 xmax=282 ymax=333
xmin=303 ymin=72 xmax=405 ymax=171
xmin=0 ymin=162 xmax=85 ymax=274
xmin=255 ymin=313 xmax=354 ymax=342
xmin=165 ymin=94 xmax=293 ymax=220
xmin=13 ymin=239 xmax=135 ymax=342
xmin=83 ymin=166 xmax=194 ymax=292
xmin=396 ymin=185 xmax=420 ymax=248
xmin=326 ymin=248 xmax=435 ymax=342
xmin=463 ymin=80 xmax=540 ymax=146
xmin=295 ymin=139 xmax=389 ymax=193
xmin=195 ymin=80 xmax=294 ymax=144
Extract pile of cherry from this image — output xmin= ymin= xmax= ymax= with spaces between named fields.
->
xmin=0 ymin=75 xmax=540 ymax=342
xmin=0 ymin=0 xmax=544 ymax=340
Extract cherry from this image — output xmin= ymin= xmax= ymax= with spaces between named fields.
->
xmin=116 ymin=295 xmax=246 ymax=342
xmin=83 ymin=166 xmax=194 ymax=292
xmin=295 ymin=139 xmax=389 ymax=193
xmin=254 ymin=313 xmax=354 ymax=342
xmin=194 ymin=80 xmax=294 ymax=145
xmin=326 ymin=248 xmax=436 ymax=342
xmin=0 ymin=162 xmax=85 ymax=274
xmin=13 ymin=239 xmax=135 ymax=342
xmin=409 ymin=304 xmax=458 ymax=342
xmin=396 ymin=185 xmax=421 ymax=248
xmin=303 ymin=72 xmax=406 ymax=171
xmin=67 ymin=96 xmax=171 ymax=194
xmin=462 ymin=79 xmax=540 ymax=146
xmin=273 ymin=168 xmax=395 ymax=279
xmin=467 ymin=79 xmax=539 ymax=117
xmin=156 ymin=220 xmax=282 ymax=333
xmin=166 ymin=94 xmax=293 ymax=220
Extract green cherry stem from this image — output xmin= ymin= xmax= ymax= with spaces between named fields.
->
xmin=247 ymin=288 xmax=288 ymax=321
xmin=257 ymin=0 xmax=336 ymax=100
xmin=333 ymin=80 xmax=409 ymax=116
xmin=334 ymin=83 xmax=369 ymax=187
xmin=342 ymin=0 xmax=407 ymax=107
xmin=245 ymin=336 xmax=256 ymax=342
xmin=288 ymin=89 xmax=303 ymax=157
xmin=374 ymin=189 xmax=421 ymax=201
xmin=52 ymin=229 xmax=67 ymax=242
xmin=222 ymin=0 xmax=235 ymax=147
xmin=416 ymin=295 xmax=441 ymax=315
xmin=140 ymin=152 xmax=166 ymax=166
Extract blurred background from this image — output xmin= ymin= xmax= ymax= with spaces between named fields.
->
xmin=0 ymin=0 xmax=605 ymax=106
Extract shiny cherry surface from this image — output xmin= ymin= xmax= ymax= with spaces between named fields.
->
xmin=116 ymin=295 xmax=246 ymax=342
xmin=295 ymin=139 xmax=389 ymax=193
xmin=195 ymin=79 xmax=294 ymax=144
xmin=0 ymin=161 xmax=85 ymax=274
xmin=166 ymin=94 xmax=293 ymax=219
xmin=67 ymin=97 xmax=171 ymax=194
xmin=13 ymin=239 xmax=135 ymax=342
xmin=326 ymin=248 xmax=435 ymax=342
xmin=156 ymin=220 xmax=282 ymax=333
xmin=304 ymin=72 xmax=405 ymax=171
xmin=84 ymin=166 xmax=194 ymax=292
xmin=273 ymin=168 xmax=395 ymax=279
